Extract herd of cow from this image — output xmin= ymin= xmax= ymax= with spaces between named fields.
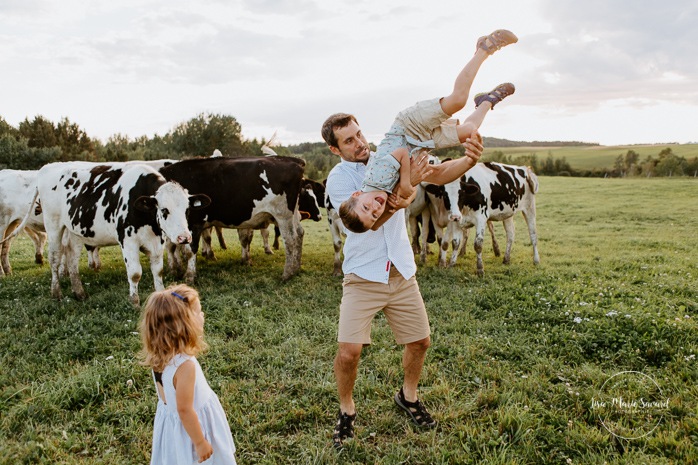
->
xmin=0 ymin=154 xmax=539 ymax=304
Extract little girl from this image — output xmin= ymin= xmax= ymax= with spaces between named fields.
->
xmin=140 ymin=284 xmax=237 ymax=464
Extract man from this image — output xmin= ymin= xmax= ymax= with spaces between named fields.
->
xmin=322 ymin=113 xmax=483 ymax=449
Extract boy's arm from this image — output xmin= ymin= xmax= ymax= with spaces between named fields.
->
xmin=394 ymin=148 xmax=414 ymax=198
xmin=370 ymin=186 xmax=419 ymax=231
xmin=368 ymin=149 xmax=432 ymax=230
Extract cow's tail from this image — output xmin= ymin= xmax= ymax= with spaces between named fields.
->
xmin=0 ymin=188 xmax=39 ymax=245
xmin=526 ymin=167 xmax=539 ymax=194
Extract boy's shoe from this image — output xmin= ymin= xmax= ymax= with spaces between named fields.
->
xmin=332 ymin=410 xmax=356 ymax=451
xmin=477 ymin=29 xmax=518 ymax=55
xmin=394 ymin=388 xmax=437 ymax=428
xmin=474 ymin=83 xmax=516 ymax=110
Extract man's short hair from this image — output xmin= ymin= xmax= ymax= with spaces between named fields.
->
xmin=339 ymin=196 xmax=369 ymax=233
xmin=321 ymin=113 xmax=359 ymax=148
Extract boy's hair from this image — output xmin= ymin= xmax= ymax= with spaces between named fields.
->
xmin=339 ymin=196 xmax=370 ymax=233
xmin=139 ymin=284 xmax=208 ymax=372
xmin=321 ymin=113 xmax=359 ymax=148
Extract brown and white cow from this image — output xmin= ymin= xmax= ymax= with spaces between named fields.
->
xmin=25 ymin=162 xmax=210 ymax=304
xmin=425 ymin=161 xmax=540 ymax=275
xmin=159 ymin=156 xmax=307 ymax=282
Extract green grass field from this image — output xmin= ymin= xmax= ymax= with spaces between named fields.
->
xmin=1 ymin=177 xmax=696 ymax=464
xmin=483 ymin=143 xmax=698 ymax=171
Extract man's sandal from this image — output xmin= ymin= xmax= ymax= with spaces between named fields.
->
xmin=332 ymin=410 xmax=356 ymax=451
xmin=477 ymin=29 xmax=518 ymax=55
xmin=394 ymin=388 xmax=437 ymax=428
xmin=474 ymin=83 xmax=516 ymax=110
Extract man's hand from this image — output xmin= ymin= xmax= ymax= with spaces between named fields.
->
xmin=463 ymin=132 xmax=484 ymax=164
xmin=409 ymin=151 xmax=434 ymax=186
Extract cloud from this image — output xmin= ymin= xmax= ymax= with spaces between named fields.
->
xmin=514 ymin=0 xmax=698 ymax=109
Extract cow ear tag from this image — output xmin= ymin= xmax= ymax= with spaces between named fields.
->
xmin=192 ymin=200 xmax=202 ymax=207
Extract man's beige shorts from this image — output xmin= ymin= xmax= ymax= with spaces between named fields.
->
xmin=338 ymin=268 xmax=430 ymax=345
xmin=395 ymin=97 xmax=460 ymax=149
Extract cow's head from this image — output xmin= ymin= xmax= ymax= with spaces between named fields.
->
xmin=299 ymin=179 xmax=325 ymax=222
xmin=425 ymin=179 xmax=464 ymax=223
xmin=134 ymin=182 xmax=211 ymax=244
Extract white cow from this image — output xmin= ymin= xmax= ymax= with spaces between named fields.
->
xmin=0 ymin=170 xmax=48 ymax=276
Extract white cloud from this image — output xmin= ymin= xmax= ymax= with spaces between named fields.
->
xmin=1 ymin=0 xmax=697 ymax=146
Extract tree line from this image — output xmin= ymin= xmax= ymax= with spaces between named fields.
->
xmin=0 ymin=113 xmax=267 ymax=171
xmin=1 ymin=114 xmax=696 ymax=179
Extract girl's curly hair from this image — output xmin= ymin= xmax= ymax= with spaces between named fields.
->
xmin=139 ymin=284 xmax=208 ymax=372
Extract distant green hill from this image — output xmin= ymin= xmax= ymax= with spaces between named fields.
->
xmin=284 ymin=140 xmax=698 ymax=173
xmin=483 ymin=143 xmax=698 ymax=170
xmin=482 ymin=136 xmax=599 ymax=148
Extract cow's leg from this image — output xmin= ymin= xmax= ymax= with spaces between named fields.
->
xmin=165 ymin=239 xmax=178 ymax=275
xmin=215 ymin=226 xmax=227 ymax=250
xmin=438 ymin=224 xmax=450 ymax=268
xmin=64 ymin=236 xmax=86 ymax=301
xmin=502 ymin=217 xmax=515 ymax=265
xmin=237 ymin=229 xmax=254 ymax=265
xmin=419 ymin=210 xmax=432 ymax=264
xmin=474 ymin=221 xmax=486 ymax=277
xmin=522 ymin=209 xmax=540 ymax=265
xmin=93 ymin=247 xmax=102 ymax=271
xmin=200 ymin=227 xmax=215 ymax=260
xmin=273 ymin=225 xmax=281 ymax=251
xmin=85 ymin=245 xmax=101 ymax=271
xmin=47 ymin=230 xmax=64 ymax=300
xmin=487 ymin=220 xmax=501 ymax=257
xmin=448 ymin=223 xmax=463 ymax=267
xmin=25 ymin=228 xmax=47 ymax=265
xmin=276 ymin=214 xmax=304 ymax=281
xmin=121 ymin=242 xmax=144 ymax=306
xmin=332 ymin=238 xmax=343 ymax=277
xmin=260 ymin=227 xmax=273 ymax=254
xmin=1 ymin=221 xmax=20 ymax=275
xmin=180 ymin=244 xmax=196 ymax=285
xmin=460 ymin=225 xmax=471 ymax=260
xmin=0 ymin=236 xmax=12 ymax=276
xmin=0 ymin=235 xmax=12 ymax=277
xmin=145 ymin=243 xmax=167 ymax=290
xmin=408 ymin=214 xmax=421 ymax=255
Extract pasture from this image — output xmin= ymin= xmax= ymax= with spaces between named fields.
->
xmin=483 ymin=143 xmax=698 ymax=171
xmin=0 ymin=177 xmax=696 ymax=464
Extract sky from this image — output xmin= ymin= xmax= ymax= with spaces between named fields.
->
xmin=1 ymin=0 xmax=697 ymax=147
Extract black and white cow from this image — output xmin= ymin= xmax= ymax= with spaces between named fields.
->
xmin=159 ymin=156 xmax=306 ymax=282
xmin=0 ymin=169 xmax=47 ymax=275
xmin=80 ymin=159 xmax=179 ymax=272
xmin=268 ymin=177 xmax=324 ymax=250
xmin=323 ymin=180 xmax=348 ymax=277
xmin=406 ymin=155 xmax=448 ymax=263
xmin=200 ymin=177 xmax=325 ymax=263
xmin=405 ymin=183 xmax=431 ymax=263
xmin=31 ymin=162 xmax=210 ymax=304
xmin=425 ymin=162 xmax=540 ymax=275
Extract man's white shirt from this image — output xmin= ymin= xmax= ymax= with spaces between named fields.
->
xmin=326 ymin=155 xmax=417 ymax=283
